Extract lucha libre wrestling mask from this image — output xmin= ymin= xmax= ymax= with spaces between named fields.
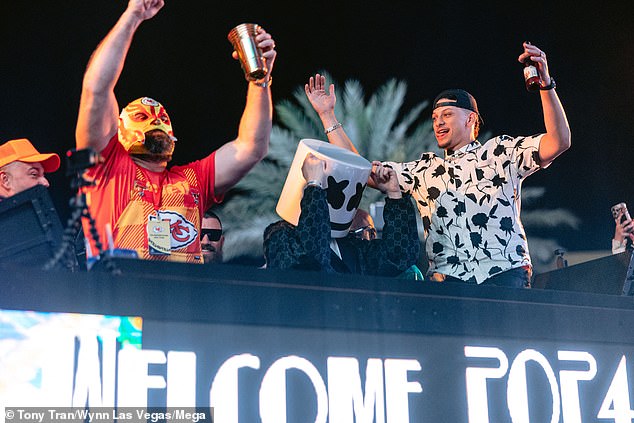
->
xmin=118 ymin=97 xmax=177 ymax=154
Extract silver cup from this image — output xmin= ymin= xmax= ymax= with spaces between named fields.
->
xmin=227 ymin=23 xmax=268 ymax=81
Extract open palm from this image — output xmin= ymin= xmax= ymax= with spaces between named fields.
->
xmin=304 ymin=74 xmax=336 ymax=116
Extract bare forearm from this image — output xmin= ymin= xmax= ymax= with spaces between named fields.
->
xmin=235 ymin=83 xmax=272 ymax=160
xmin=318 ymin=110 xmax=359 ymax=154
xmin=516 ymin=43 xmax=570 ymax=165
xmin=83 ymin=10 xmax=141 ymax=95
xmin=539 ymin=89 xmax=571 ymax=165
xmin=76 ymin=10 xmax=143 ymax=151
xmin=214 ymin=83 xmax=272 ymax=193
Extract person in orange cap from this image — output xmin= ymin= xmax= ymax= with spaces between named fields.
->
xmin=0 ymin=138 xmax=60 ymax=199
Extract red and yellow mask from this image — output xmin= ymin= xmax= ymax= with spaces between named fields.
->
xmin=118 ymin=97 xmax=177 ymax=154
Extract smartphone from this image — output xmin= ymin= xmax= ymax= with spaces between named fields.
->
xmin=612 ymin=203 xmax=631 ymax=224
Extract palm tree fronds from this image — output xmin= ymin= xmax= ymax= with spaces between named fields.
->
xmin=522 ymin=209 xmax=581 ymax=230
xmin=275 ymin=99 xmax=320 ymax=139
xmin=521 ymin=187 xmax=547 ymax=204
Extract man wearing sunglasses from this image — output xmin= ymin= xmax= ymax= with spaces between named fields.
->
xmin=349 ymin=209 xmax=377 ymax=242
xmin=201 ymin=211 xmax=224 ymax=264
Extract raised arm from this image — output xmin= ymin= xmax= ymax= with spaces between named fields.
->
xmin=518 ymin=42 xmax=571 ymax=167
xmin=213 ymin=27 xmax=277 ymax=195
xmin=305 ymin=73 xmax=359 ymax=154
xmin=264 ymin=153 xmax=332 ymax=271
xmin=305 ymin=73 xmax=382 ymax=190
xmin=362 ymin=162 xmax=420 ymax=276
xmin=76 ymin=0 xmax=164 ymax=153
xmin=613 ymin=210 xmax=634 ymax=254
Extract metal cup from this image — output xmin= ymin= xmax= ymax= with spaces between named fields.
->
xmin=227 ymin=23 xmax=268 ymax=81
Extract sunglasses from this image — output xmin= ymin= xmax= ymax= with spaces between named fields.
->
xmin=350 ymin=225 xmax=377 ymax=240
xmin=200 ymin=228 xmax=222 ymax=242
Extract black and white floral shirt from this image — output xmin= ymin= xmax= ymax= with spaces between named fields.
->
xmin=384 ymin=134 xmax=544 ymax=283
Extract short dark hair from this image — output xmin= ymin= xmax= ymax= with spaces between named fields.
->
xmin=203 ymin=210 xmax=222 ymax=230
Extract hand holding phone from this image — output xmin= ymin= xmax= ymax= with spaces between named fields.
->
xmin=612 ymin=203 xmax=631 ymax=224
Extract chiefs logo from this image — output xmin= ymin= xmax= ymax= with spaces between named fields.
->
xmin=150 ymin=224 xmax=165 ymax=234
xmin=151 ymin=210 xmax=198 ymax=249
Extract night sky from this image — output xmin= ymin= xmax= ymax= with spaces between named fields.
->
xmin=2 ymin=1 xmax=633 ymax=252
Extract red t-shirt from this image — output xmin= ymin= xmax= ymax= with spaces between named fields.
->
xmin=83 ymin=136 xmax=223 ymax=263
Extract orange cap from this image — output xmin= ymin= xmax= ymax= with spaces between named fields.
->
xmin=0 ymin=138 xmax=60 ymax=173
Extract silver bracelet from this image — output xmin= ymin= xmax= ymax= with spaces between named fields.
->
xmin=305 ymin=180 xmax=323 ymax=188
xmin=324 ymin=122 xmax=343 ymax=134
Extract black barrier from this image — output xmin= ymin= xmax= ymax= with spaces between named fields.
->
xmin=533 ymin=250 xmax=633 ymax=295
xmin=1 ymin=261 xmax=634 ymax=422
xmin=0 ymin=184 xmax=63 ymax=267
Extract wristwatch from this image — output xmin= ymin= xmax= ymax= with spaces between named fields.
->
xmin=540 ymin=77 xmax=556 ymax=91
xmin=251 ymin=77 xmax=272 ymax=88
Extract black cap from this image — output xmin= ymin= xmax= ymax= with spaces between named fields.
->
xmin=433 ymin=89 xmax=483 ymax=125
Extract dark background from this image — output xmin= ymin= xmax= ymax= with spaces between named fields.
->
xmin=2 ymin=1 xmax=633 ymax=252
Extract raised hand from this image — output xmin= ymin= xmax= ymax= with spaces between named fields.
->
xmin=304 ymin=73 xmax=336 ymax=117
xmin=615 ymin=211 xmax=634 ymax=244
xmin=519 ymin=41 xmax=570 ymax=166
xmin=518 ymin=42 xmax=552 ymax=85
xmin=127 ymin=0 xmax=164 ymax=21
xmin=301 ymin=153 xmax=326 ymax=184
xmin=370 ymin=161 xmax=401 ymax=199
xmin=303 ymin=72 xmax=358 ymax=154
xmin=256 ymin=27 xmax=276 ymax=78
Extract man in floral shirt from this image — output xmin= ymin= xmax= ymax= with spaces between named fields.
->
xmin=305 ymin=42 xmax=570 ymax=287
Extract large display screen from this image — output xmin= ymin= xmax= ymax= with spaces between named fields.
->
xmin=142 ymin=321 xmax=634 ymax=422
xmin=3 ymin=307 xmax=634 ymax=422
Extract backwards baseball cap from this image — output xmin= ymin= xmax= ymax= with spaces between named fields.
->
xmin=433 ymin=89 xmax=484 ymax=125
xmin=0 ymin=138 xmax=60 ymax=172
